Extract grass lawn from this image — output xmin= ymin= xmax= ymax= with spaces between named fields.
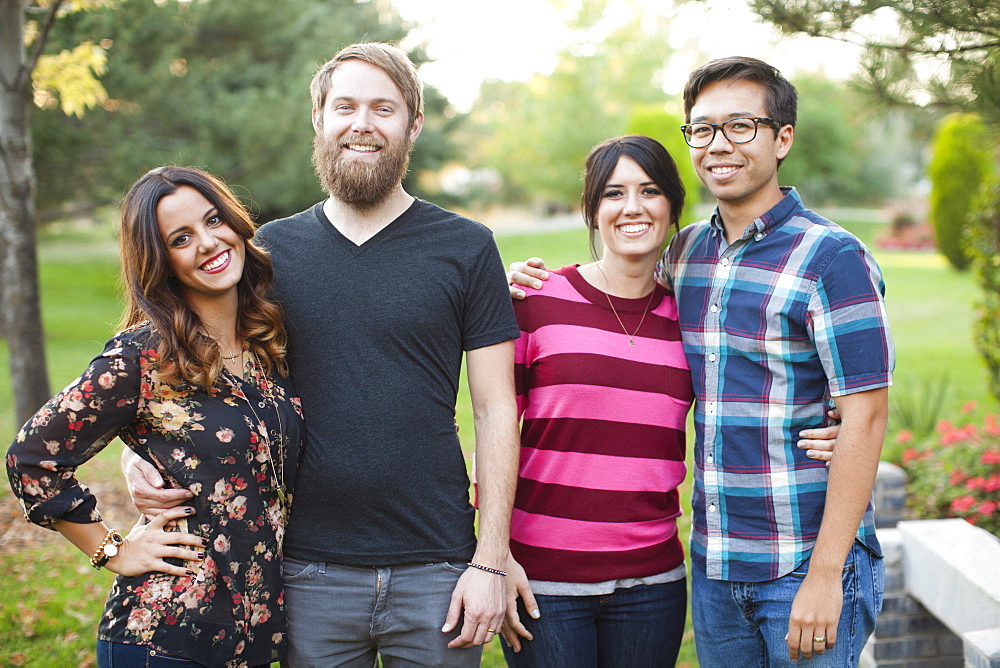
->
xmin=1 ymin=215 xmax=995 ymax=667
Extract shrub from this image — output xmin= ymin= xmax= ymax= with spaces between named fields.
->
xmin=969 ymin=178 xmax=1000 ymax=402
xmin=928 ymin=113 xmax=994 ymax=270
xmin=900 ymin=412 xmax=1000 ymax=537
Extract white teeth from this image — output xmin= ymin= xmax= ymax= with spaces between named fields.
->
xmin=710 ymin=166 xmax=737 ymax=174
xmin=347 ymin=144 xmax=378 ymax=152
xmin=202 ymin=251 xmax=228 ymax=271
xmin=620 ymin=223 xmax=650 ymax=234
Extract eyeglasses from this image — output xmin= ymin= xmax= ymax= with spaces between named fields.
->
xmin=679 ymin=117 xmax=783 ymax=149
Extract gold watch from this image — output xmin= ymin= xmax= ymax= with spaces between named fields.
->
xmin=90 ymin=529 xmax=124 ymax=570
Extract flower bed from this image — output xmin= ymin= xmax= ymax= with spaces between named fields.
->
xmin=899 ymin=410 xmax=1000 ymax=537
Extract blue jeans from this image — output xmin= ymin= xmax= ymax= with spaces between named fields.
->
xmin=96 ymin=640 xmax=202 ymax=668
xmin=96 ymin=640 xmax=272 ymax=667
xmin=282 ymin=558 xmax=482 ymax=667
xmin=501 ymin=579 xmax=687 ymax=668
xmin=691 ymin=542 xmax=883 ymax=667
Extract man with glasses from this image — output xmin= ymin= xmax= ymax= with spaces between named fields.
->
xmin=509 ymin=56 xmax=893 ymax=665
xmin=666 ymin=55 xmax=892 ymax=666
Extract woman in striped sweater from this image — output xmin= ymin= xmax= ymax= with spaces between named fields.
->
xmin=500 ymin=135 xmax=692 ymax=667
xmin=499 ymin=135 xmax=837 ymax=667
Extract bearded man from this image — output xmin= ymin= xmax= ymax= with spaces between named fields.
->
xmin=126 ymin=42 xmax=521 ymax=667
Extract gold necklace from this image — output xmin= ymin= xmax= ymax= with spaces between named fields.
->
xmin=219 ymin=340 xmax=245 ymax=361
xmin=223 ymin=357 xmax=288 ymax=510
xmin=595 ymin=262 xmax=656 ymax=346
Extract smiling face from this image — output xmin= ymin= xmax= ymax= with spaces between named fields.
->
xmin=311 ymin=58 xmax=424 ymax=209
xmin=688 ymin=78 xmax=793 ymax=221
xmin=596 ymin=156 xmax=673 ymax=263
xmin=156 ymin=185 xmax=245 ymax=306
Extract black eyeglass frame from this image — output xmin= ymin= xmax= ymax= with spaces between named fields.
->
xmin=679 ymin=117 xmax=784 ymax=148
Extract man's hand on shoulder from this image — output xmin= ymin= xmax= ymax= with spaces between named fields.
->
xmin=441 ymin=565 xmax=506 ymax=648
xmin=508 ymin=258 xmax=550 ymax=300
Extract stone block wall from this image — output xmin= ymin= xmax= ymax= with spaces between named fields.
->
xmin=860 ymin=527 xmax=964 ymax=667
xmin=861 ymin=463 xmax=1000 ymax=668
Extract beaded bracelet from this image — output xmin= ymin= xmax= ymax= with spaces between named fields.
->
xmin=90 ymin=528 xmax=123 ymax=570
xmin=467 ymin=562 xmax=507 ymax=577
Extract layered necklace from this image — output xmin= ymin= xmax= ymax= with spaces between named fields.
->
xmin=595 ymin=261 xmax=656 ymax=346
xmin=221 ymin=353 xmax=288 ymax=510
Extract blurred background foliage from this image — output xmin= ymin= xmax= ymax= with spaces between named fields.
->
xmin=29 ymin=0 xmax=937 ymax=227
xmin=34 ymin=0 xmax=457 ymax=222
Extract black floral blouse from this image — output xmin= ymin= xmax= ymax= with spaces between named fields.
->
xmin=6 ymin=327 xmax=302 ymax=668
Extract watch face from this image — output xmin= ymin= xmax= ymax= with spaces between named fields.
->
xmin=103 ymin=544 xmax=119 ymax=558
xmin=110 ymin=532 xmax=124 ymax=545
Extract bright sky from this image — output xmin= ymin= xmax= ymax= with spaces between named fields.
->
xmin=393 ymin=0 xmax=885 ymax=112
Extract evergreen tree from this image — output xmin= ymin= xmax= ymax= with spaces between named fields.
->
xmin=36 ymin=0 xmax=457 ymax=221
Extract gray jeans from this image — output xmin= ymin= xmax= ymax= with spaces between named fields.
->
xmin=282 ymin=558 xmax=484 ymax=667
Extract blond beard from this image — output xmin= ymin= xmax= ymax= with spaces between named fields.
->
xmin=312 ymin=131 xmax=413 ymax=210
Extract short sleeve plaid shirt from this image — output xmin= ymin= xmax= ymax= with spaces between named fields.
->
xmin=656 ymin=188 xmax=894 ymax=582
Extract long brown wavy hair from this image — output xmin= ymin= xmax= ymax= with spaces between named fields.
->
xmin=117 ymin=166 xmax=288 ymax=389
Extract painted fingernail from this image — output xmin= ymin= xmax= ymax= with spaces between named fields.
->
xmin=197 ymin=552 xmax=205 ymax=559
xmin=184 ymin=507 xmax=194 ymax=515
xmin=201 ymin=538 xmax=209 ymax=546
xmin=185 ymin=570 xmax=194 ymax=576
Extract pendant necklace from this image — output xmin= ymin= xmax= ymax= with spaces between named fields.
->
xmin=218 ymin=338 xmax=245 ymax=361
xmin=223 ymin=356 xmax=288 ymax=510
xmin=595 ymin=261 xmax=656 ymax=346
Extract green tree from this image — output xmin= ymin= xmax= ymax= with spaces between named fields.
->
xmin=35 ymin=0 xmax=451 ymax=222
xmin=1 ymin=0 xmax=114 ymax=425
xmin=778 ymin=73 xmax=922 ymax=207
xmin=468 ymin=5 xmax=677 ymax=210
xmin=928 ymin=113 xmax=994 ymax=270
xmin=746 ymin=0 xmax=1000 ymax=127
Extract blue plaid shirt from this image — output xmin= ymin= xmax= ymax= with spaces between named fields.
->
xmin=657 ymin=188 xmax=894 ymax=582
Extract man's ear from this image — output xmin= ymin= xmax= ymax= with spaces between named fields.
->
xmin=776 ymin=123 xmax=794 ymax=160
xmin=312 ymin=107 xmax=322 ymax=134
xmin=409 ymin=112 xmax=424 ymax=143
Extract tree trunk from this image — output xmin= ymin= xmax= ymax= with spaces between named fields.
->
xmin=1 ymin=0 xmax=51 ymax=426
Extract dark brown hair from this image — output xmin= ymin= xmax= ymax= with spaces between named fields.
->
xmin=117 ymin=166 xmax=287 ymax=389
xmin=582 ymin=135 xmax=686 ymax=260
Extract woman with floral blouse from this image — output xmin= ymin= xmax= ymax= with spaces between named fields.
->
xmin=6 ymin=166 xmax=302 ymax=668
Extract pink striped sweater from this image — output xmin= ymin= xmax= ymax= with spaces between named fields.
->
xmin=512 ymin=265 xmax=693 ymax=583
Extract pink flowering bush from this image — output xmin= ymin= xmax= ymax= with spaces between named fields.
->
xmin=899 ymin=412 xmax=1000 ymax=537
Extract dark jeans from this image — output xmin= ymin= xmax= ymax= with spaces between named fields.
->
xmin=96 ymin=640 xmax=272 ymax=668
xmin=97 ymin=640 xmax=203 ymax=668
xmin=501 ymin=579 xmax=687 ymax=668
